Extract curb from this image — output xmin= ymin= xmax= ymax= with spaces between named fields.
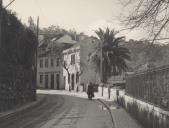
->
xmin=97 ymin=98 xmax=117 ymax=128
xmin=0 ymin=95 xmax=46 ymax=121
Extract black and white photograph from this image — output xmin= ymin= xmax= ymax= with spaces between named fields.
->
xmin=0 ymin=0 xmax=169 ymax=128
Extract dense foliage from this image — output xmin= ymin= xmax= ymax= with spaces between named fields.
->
xmin=125 ymin=39 xmax=169 ymax=71
xmin=0 ymin=9 xmax=37 ymax=111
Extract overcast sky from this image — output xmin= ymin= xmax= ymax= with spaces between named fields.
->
xmin=4 ymin=0 xmax=146 ymax=40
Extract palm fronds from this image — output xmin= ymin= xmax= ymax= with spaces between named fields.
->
xmin=89 ymin=27 xmax=130 ymax=82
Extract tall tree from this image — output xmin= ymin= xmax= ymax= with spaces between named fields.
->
xmin=89 ymin=28 xmax=130 ymax=83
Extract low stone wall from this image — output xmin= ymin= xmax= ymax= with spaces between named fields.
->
xmin=121 ymin=95 xmax=169 ymax=128
xmin=110 ymin=88 xmax=118 ymax=101
xmin=98 ymin=86 xmax=103 ymax=96
xmin=98 ymin=87 xmax=117 ymax=101
xmin=98 ymin=86 xmax=109 ymax=99
xmin=98 ymin=86 xmax=122 ymax=101
xmin=98 ymin=87 xmax=169 ymax=128
xmin=123 ymin=95 xmax=169 ymax=116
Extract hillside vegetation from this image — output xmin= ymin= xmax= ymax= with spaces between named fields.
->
xmin=0 ymin=8 xmax=37 ymax=111
xmin=125 ymin=40 xmax=169 ymax=71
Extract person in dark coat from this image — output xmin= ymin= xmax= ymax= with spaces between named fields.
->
xmin=87 ymin=82 xmax=94 ymax=99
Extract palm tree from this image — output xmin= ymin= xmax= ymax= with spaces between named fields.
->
xmin=89 ymin=28 xmax=130 ymax=83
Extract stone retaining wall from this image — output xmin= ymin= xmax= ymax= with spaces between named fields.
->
xmin=98 ymin=86 xmax=169 ymax=128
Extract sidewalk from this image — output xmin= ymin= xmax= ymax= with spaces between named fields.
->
xmin=37 ymin=89 xmax=88 ymax=98
xmin=99 ymin=99 xmax=143 ymax=128
xmin=0 ymin=94 xmax=46 ymax=121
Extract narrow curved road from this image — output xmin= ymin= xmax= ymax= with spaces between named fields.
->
xmin=0 ymin=94 xmax=113 ymax=128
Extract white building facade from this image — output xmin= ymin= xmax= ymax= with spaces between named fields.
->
xmin=63 ymin=45 xmax=81 ymax=91
xmin=37 ymin=52 xmax=64 ymax=89
xmin=63 ymin=36 xmax=101 ymax=91
xmin=37 ymin=35 xmax=76 ymax=89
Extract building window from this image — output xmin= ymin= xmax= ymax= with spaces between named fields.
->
xmin=40 ymin=59 xmax=43 ymax=68
xmin=68 ymin=73 xmax=70 ymax=83
xmin=51 ymin=59 xmax=54 ymax=67
xmin=56 ymin=58 xmax=60 ymax=66
xmin=76 ymin=72 xmax=79 ymax=83
xmin=45 ymin=59 xmax=48 ymax=68
xmin=71 ymin=54 xmax=75 ymax=65
xmin=40 ymin=74 xmax=43 ymax=83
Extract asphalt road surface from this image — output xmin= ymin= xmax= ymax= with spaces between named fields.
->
xmin=0 ymin=94 xmax=113 ymax=128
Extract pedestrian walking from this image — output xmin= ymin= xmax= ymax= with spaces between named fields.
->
xmin=87 ymin=82 xmax=94 ymax=100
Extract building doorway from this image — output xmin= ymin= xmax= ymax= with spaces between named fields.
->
xmin=45 ymin=74 xmax=48 ymax=89
xmin=63 ymin=76 xmax=66 ymax=89
xmin=71 ymin=74 xmax=75 ymax=90
xmin=51 ymin=74 xmax=54 ymax=89
xmin=56 ymin=74 xmax=60 ymax=89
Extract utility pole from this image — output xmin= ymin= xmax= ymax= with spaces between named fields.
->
xmin=34 ymin=16 xmax=39 ymax=100
xmin=0 ymin=0 xmax=2 ymax=49
xmin=36 ymin=16 xmax=39 ymax=74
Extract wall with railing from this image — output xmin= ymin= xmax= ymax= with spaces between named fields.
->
xmin=97 ymin=86 xmax=169 ymax=128
xmin=126 ymin=65 xmax=169 ymax=110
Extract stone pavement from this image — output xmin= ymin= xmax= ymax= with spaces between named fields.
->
xmin=37 ymin=89 xmax=143 ymax=128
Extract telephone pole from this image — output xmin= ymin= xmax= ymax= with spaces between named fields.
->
xmin=0 ymin=0 xmax=2 ymax=49
xmin=35 ymin=16 xmax=39 ymax=82
xmin=34 ymin=16 xmax=39 ymax=100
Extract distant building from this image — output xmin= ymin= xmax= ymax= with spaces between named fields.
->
xmin=63 ymin=36 xmax=100 ymax=91
xmin=37 ymin=34 xmax=76 ymax=89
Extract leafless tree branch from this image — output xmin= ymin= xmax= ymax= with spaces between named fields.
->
xmin=120 ymin=0 xmax=169 ymax=42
